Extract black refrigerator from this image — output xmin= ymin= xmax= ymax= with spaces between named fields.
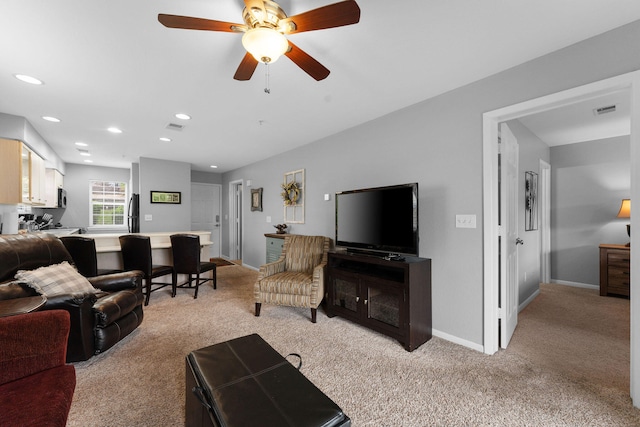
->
xmin=128 ymin=193 xmax=140 ymax=233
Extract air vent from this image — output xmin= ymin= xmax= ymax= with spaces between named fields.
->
xmin=166 ymin=122 xmax=184 ymax=131
xmin=593 ymin=105 xmax=616 ymax=116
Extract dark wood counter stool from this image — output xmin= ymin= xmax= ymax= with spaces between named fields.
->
xmin=170 ymin=234 xmax=216 ymax=299
xmin=119 ymin=235 xmax=174 ymax=306
xmin=60 ymin=235 xmax=122 ymax=277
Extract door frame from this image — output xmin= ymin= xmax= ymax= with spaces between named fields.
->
xmin=539 ymin=159 xmax=551 ymax=284
xmin=482 ymin=70 xmax=639 ymax=403
xmin=228 ymin=179 xmax=243 ymax=260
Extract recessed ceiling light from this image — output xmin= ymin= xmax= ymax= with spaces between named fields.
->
xmin=159 ymin=137 xmax=171 ymax=142
xmin=84 ymin=159 xmax=93 ymax=163
xmin=75 ymin=142 xmax=88 ymax=147
xmin=210 ymin=165 xmax=218 ymax=169
xmin=175 ymin=113 xmax=191 ymax=120
xmin=42 ymin=116 xmax=60 ymax=123
xmin=79 ymin=152 xmax=91 ymax=157
xmin=107 ymin=127 xmax=123 ymax=134
xmin=14 ymin=74 xmax=43 ymax=85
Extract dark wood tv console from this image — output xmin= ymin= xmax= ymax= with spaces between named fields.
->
xmin=325 ymin=251 xmax=432 ymax=351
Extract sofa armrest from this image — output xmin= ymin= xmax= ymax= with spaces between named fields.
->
xmin=0 ymin=282 xmax=39 ymax=301
xmin=310 ymin=263 xmax=327 ymax=308
xmin=0 ymin=310 xmax=70 ymax=385
xmin=40 ymin=293 xmax=97 ymax=362
xmin=258 ymin=260 xmax=285 ymax=280
xmin=89 ymin=271 xmax=143 ymax=293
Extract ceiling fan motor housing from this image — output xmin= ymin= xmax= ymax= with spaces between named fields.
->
xmin=242 ymin=1 xmax=294 ymax=32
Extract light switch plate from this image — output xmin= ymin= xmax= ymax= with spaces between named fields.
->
xmin=456 ymin=214 xmax=476 ymax=228
xmin=144 ymin=214 xmax=152 ymax=221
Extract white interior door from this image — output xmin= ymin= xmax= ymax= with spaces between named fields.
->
xmin=191 ymin=183 xmax=221 ymax=258
xmin=500 ymin=123 xmax=520 ymax=349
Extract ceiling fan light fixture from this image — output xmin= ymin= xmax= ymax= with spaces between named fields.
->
xmin=242 ymin=27 xmax=288 ymax=64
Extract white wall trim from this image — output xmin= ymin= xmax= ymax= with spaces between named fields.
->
xmin=483 ymin=70 xmax=640 ymax=405
xmin=432 ymin=329 xmax=484 ymax=353
xmin=518 ymin=288 xmax=540 ymax=312
xmin=550 ymin=279 xmax=599 ymax=290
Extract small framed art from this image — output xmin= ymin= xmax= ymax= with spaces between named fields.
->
xmin=150 ymin=191 xmax=181 ymax=204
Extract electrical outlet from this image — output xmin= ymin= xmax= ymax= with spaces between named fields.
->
xmin=456 ymin=214 xmax=476 ymax=228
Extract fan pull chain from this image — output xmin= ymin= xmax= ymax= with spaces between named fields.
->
xmin=264 ymin=63 xmax=271 ymax=94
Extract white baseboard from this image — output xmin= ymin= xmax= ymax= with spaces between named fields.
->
xmin=432 ymin=328 xmax=484 ymax=353
xmin=550 ymin=279 xmax=599 ymax=290
xmin=519 ymin=288 xmax=540 ymax=312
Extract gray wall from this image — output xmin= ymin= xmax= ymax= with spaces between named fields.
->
xmin=222 ymin=20 xmax=640 ymax=347
xmin=508 ymin=120 xmax=551 ymax=304
xmin=192 ymin=170 xmax=222 ymax=184
xmin=59 ymin=163 xmax=131 ymax=231
xmin=139 ymin=157 xmax=191 ymax=233
xmin=551 ymin=136 xmax=631 ymax=285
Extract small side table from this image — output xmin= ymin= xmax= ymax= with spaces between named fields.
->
xmin=599 ymin=244 xmax=630 ymax=297
xmin=0 ymin=295 xmax=47 ymax=317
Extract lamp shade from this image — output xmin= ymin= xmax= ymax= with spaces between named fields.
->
xmin=241 ymin=28 xmax=288 ymax=64
xmin=617 ymin=199 xmax=631 ymax=218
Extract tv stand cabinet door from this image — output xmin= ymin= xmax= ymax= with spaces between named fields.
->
xmin=362 ymin=279 xmax=406 ymax=341
xmin=326 ymin=271 xmax=360 ymax=321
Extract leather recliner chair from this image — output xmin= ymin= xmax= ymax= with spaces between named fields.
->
xmin=0 ymin=233 xmax=144 ymax=362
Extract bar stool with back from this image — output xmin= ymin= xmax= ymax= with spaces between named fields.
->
xmin=170 ymin=234 xmax=216 ymax=299
xmin=118 ymin=235 xmax=174 ymax=306
xmin=60 ymin=235 xmax=122 ymax=277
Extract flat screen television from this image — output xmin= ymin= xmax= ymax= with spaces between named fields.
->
xmin=335 ymin=183 xmax=419 ymax=257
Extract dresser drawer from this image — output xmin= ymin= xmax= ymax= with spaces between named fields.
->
xmin=600 ymin=244 xmax=630 ymax=297
xmin=607 ymin=251 xmax=630 ymax=267
xmin=266 ymin=236 xmax=284 ymax=263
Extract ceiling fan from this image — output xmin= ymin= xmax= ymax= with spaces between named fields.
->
xmin=158 ymin=0 xmax=360 ymax=81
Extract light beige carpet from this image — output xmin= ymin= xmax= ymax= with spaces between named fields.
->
xmin=67 ymin=269 xmax=640 ymax=426
xmin=509 ymin=283 xmax=630 ymax=393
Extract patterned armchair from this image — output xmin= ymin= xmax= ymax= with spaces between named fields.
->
xmin=254 ymin=235 xmax=330 ymax=323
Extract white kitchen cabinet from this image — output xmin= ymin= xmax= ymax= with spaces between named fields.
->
xmin=44 ymin=169 xmax=64 ymax=208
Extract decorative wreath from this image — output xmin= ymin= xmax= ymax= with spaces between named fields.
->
xmin=281 ymin=181 xmax=301 ymax=206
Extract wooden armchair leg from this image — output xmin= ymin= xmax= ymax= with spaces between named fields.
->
xmin=311 ymin=308 xmax=317 ymax=323
xmin=255 ymin=303 xmax=261 ymax=317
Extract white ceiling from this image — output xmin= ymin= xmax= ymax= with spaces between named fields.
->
xmin=518 ymin=91 xmax=631 ymax=147
xmin=1 ymin=1 xmax=640 ymax=172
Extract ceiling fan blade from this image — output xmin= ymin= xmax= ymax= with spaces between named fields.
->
xmin=244 ymin=0 xmax=266 ymax=24
xmin=280 ymin=0 xmax=360 ymax=34
xmin=285 ymin=41 xmax=330 ymax=81
xmin=234 ymin=53 xmax=259 ymax=81
xmin=158 ymin=14 xmax=246 ymax=32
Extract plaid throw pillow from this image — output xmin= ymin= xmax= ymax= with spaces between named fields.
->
xmin=16 ymin=261 xmax=96 ymax=297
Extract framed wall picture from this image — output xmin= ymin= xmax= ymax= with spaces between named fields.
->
xmin=150 ymin=191 xmax=181 ymax=204
xmin=251 ymin=188 xmax=263 ymax=211
xmin=525 ymin=171 xmax=538 ymax=231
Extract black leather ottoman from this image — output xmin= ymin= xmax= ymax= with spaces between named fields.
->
xmin=185 ymin=334 xmax=350 ymax=427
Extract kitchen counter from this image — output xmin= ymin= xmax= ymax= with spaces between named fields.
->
xmin=82 ymin=231 xmax=213 ymax=253
xmin=83 ymin=231 xmax=213 ymax=282
xmin=39 ymin=228 xmax=80 ymax=237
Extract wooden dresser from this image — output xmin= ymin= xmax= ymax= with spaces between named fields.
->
xmin=599 ymin=244 xmax=630 ymax=297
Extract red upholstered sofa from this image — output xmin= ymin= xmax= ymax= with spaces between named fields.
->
xmin=0 ymin=310 xmax=76 ymax=427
